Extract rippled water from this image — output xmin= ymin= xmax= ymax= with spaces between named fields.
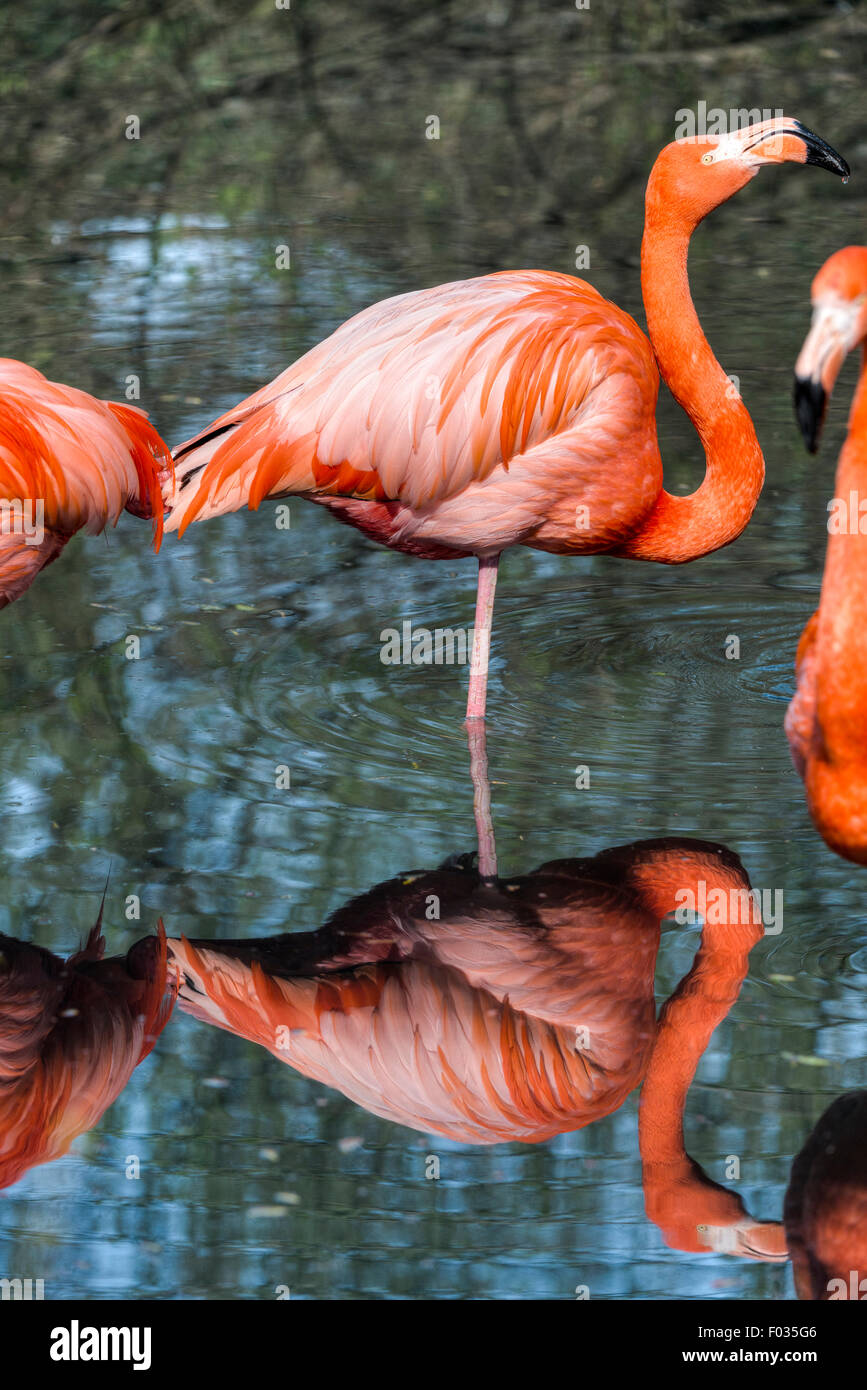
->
xmin=2 ymin=10 xmax=867 ymax=1301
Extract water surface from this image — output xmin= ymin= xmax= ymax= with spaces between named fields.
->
xmin=1 ymin=3 xmax=866 ymax=1300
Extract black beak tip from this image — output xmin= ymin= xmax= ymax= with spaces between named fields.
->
xmin=807 ymin=148 xmax=851 ymax=181
xmin=793 ymin=374 xmax=827 ymax=454
xmin=793 ymin=121 xmax=850 ymax=179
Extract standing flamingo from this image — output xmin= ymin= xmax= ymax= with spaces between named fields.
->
xmin=787 ymin=248 xmax=867 ymax=863
xmin=0 ymin=360 xmax=171 ymax=609
xmin=162 ymin=117 xmax=848 ymax=719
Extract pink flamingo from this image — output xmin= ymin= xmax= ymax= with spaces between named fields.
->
xmin=0 ymin=360 xmax=170 ymax=608
xmin=785 ymin=1090 xmax=867 ymax=1299
xmin=167 ymin=836 xmax=782 ymax=1256
xmin=162 ymin=117 xmax=847 ymax=719
xmin=787 ymin=248 xmax=867 ymax=862
xmin=166 ymin=711 xmax=782 ymax=1263
xmin=0 ymin=913 xmax=176 ymax=1190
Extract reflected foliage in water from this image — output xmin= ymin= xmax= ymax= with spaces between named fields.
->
xmin=0 ymin=0 xmax=866 ymax=1299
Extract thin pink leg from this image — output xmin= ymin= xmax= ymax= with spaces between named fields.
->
xmin=466 ymin=717 xmax=497 ymax=879
xmin=465 ymin=554 xmax=499 ymax=721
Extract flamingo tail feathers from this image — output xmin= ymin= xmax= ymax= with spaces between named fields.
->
xmin=104 ymin=400 xmax=173 ymax=550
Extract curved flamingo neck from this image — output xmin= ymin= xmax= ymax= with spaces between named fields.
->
xmin=639 ymin=919 xmax=759 ymax=1168
xmin=637 ymin=877 xmax=763 ymax=1251
xmin=617 ymin=196 xmax=765 ymax=564
xmin=601 ymin=843 xmax=761 ymax=1159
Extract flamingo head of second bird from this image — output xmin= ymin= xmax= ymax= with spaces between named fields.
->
xmin=794 ymin=246 xmax=867 ymax=453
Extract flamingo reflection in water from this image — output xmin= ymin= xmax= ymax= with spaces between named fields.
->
xmin=4 ymin=786 xmax=864 ymax=1293
xmin=785 ymin=1089 xmax=867 ymax=1300
xmin=169 ymin=723 xmax=785 ymax=1264
xmin=0 ymin=910 xmax=176 ymax=1190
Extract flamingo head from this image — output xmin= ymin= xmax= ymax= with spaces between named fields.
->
xmin=644 ymin=1155 xmax=789 ymax=1261
xmin=794 ymin=246 xmax=867 ymax=453
xmin=694 ymin=1218 xmax=789 ymax=1263
xmin=648 ymin=117 xmax=849 ymax=229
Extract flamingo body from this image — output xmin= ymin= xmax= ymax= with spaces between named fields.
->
xmin=166 ymin=271 xmax=661 ymax=559
xmin=170 ymin=852 xmax=661 ymax=1144
xmin=785 ymin=1091 xmax=867 ymax=1299
xmin=0 ymin=360 xmax=170 ymax=608
xmin=0 ymin=918 xmax=176 ymax=1190
xmin=169 ymin=839 xmax=750 ymax=1146
xmin=788 ymin=247 xmax=867 ymax=862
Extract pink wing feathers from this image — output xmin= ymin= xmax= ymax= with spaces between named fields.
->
xmin=0 ymin=360 xmax=170 ymax=539
xmin=164 ymin=271 xmax=660 ymax=554
xmin=0 ymin=359 xmax=172 ymax=608
xmin=0 ymin=920 xmax=177 ymax=1189
xmin=167 ymin=861 xmax=661 ymax=1145
xmin=169 ymin=936 xmax=651 ymax=1145
xmin=0 ymin=530 xmax=70 ymax=609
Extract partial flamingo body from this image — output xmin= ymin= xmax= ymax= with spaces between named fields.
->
xmin=784 ymin=1090 xmax=867 ymax=1299
xmin=170 ymin=843 xmax=666 ymax=1144
xmin=787 ymin=247 xmax=867 ymax=862
xmin=0 ymin=914 xmax=176 ymax=1190
xmin=0 ymin=360 xmax=171 ymax=608
xmin=163 ymin=118 xmax=848 ymax=719
xmin=168 ymin=836 xmax=737 ymax=1146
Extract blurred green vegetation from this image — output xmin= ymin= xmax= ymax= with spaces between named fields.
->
xmin=2 ymin=0 xmax=866 ymax=267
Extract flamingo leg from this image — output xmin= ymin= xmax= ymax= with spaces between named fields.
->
xmin=466 ymin=716 xmax=497 ymax=879
xmin=466 ymin=554 xmax=499 ymax=721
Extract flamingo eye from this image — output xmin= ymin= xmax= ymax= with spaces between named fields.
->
xmin=701 ymin=152 xmax=714 ymax=165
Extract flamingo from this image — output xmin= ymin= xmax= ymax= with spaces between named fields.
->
xmin=787 ymin=247 xmax=867 ymax=863
xmin=0 ymin=912 xmax=176 ymax=1190
xmin=165 ymin=722 xmax=781 ymax=1260
xmin=0 ymin=360 xmax=171 ymax=609
xmin=162 ymin=117 xmax=848 ymax=719
xmin=168 ymin=834 xmax=782 ymax=1256
xmin=784 ymin=1090 xmax=867 ymax=1299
